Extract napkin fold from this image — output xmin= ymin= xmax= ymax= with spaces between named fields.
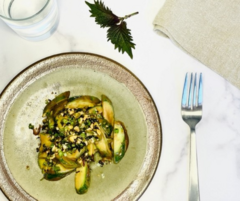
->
xmin=154 ymin=0 xmax=240 ymax=89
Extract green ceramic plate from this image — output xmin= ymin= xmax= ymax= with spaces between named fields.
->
xmin=0 ymin=53 xmax=162 ymax=201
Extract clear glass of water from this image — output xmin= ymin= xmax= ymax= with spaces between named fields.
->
xmin=0 ymin=0 xmax=59 ymax=41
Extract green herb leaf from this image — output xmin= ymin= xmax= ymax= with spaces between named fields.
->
xmin=29 ymin=123 xmax=34 ymax=130
xmin=85 ymin=0 xmax=119 ymax=28
xmin=107 ymin=21 xmax=135 ymax=59
xmin=58 ymin=150 xmax=63 ymax=157
xmin=85 ymin=0 xmax=138 ymax=59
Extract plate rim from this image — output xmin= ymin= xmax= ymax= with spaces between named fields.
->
xmin=0 ymin=52 xmax=162 ymax=201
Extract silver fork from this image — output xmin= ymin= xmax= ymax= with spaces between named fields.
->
xmin=181 ymin=73 xmax=203 ymax=201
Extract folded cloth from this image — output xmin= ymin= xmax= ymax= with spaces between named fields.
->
xmin=154 ymin=0 xmax=240 ymax=89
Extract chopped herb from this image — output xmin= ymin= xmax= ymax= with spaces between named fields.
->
xmin=58 ymin=151 xmax=63 ymax=157
xmin=29 ymin=123 xmax=34 ymax=130
xmin=80 ymin=132 xmax=86 ymax=138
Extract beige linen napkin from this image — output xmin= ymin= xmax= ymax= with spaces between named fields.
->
xmin=154 ymin=0 xmax=240 ymax=89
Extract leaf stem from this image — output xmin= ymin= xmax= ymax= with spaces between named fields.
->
xmin=119 ymin=11 xmax=139 ymax=21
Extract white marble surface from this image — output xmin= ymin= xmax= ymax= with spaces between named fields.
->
xmin=1 ymin=0 xmax=240 ymax=200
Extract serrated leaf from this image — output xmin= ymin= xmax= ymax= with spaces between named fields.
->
xmin=85 ymin=1 xmax=120 ymax=28
xmin=107 ymin=21 xmax=135 ymax=59
xmin=85 ymin=0 xmax=138 ymax=59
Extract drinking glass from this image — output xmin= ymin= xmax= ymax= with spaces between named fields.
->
xmin=0 ymin=0 xmax=59 ymax=41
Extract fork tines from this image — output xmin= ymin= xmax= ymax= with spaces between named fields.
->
xmin=182 ymin=73 xmax=202 ymax=109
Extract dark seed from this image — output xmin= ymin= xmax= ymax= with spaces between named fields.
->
xmin=98 ymin=160 xmax=104 ymax=167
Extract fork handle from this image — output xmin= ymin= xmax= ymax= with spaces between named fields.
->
xmin=189 ymin=128 xmax=200 ymax=201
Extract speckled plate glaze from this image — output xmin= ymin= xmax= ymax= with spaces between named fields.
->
xmin=0 ymin=53 xmax=162 ymax=201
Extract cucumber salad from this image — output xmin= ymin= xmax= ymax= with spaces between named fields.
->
xmin=31 ymin=91 xmax=129 ymax=194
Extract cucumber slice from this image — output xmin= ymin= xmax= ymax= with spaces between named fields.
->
xmin=88 ymin=105 xmax=103 ymax=114
xmin=75 ymin=164 xmax=90 ymax=194
xmin=56 ymin=155 xmax=79 ymax=169
xmin=39 ymin=133 xmax=52 ymax=152
xmin=66 ymin=96 xmax=100 ymax=109
xmin=38 ymin=151 xmax=48 ymax=159
xmin=44 ymin=164 xmax=74 ymax=181
xmin=87 ymin=143 xmax=97 ymax=156
xmin=98 ymin=118 xmax=113 ymax=137
xmin=43 ymin=91 xmax=70 ymax=116
xmin=113 ymin=121 xmax=129 ymax=164
xmin=95 ymin=124 xmax=112 ymax=159
xmin=38 ymin=158 xmax=48 ymax=170
xmin=52 ymin=99 xmax=68 ymax=117
xmin=65 ymin=147 xmax=86 ymax=161
xmin=101 ymin=95 xmax=114 ymax=127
